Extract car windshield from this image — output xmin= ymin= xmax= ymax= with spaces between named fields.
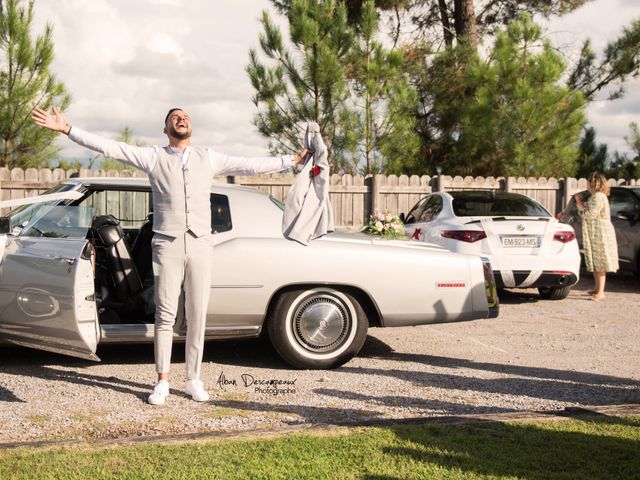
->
xmin=270 ymin=195 xmax=285 ymax=211
xmin=20 ymin=206 xmax=94 ymax=239
xmin=7 ymin=183 xmax=76 ymax=234
xmin=451 ymin=192 xmax=550 ymax=217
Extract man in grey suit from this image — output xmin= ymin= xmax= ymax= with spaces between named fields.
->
xmin=32 ymin=106 xmax=307 ymax=404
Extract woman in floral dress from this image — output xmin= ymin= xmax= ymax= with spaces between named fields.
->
xmin=575 ymin=172 xmax=619 ymax=301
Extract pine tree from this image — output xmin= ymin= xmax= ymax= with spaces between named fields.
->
xmin=424 ymin=14 xmax=586 ymax=177
xmin=348 ymin=0 xmax=419 ymax=174
xmin=382 ymin=0 xmax=587 ymax=46
xmin=569 ymin=19 xmax=640 ymax=101
xmin=0 ymin=0 xmax=70 ymax=168
xmin=465 ymin=14 xmax=586 ymax=176
xmin=453 ymin=0 xmax=477 ymax=46
xmin=247 ymin=0 xmax=355 ymax=170
xmin=414 ymin=41 xmax=482 ymax=174
xmin=270 ymin=0 xmax=407 ymax=26
xmin=626 ymin=122 xmax=640 ymax=161
xmin=273 ymin=0 xmax=587 ymax=45
xmin=607 ymin=122 xmax=640 ymax=179
xmin=575 ymin=126 xmax=608 ymax=179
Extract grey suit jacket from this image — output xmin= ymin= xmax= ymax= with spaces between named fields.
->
xmin=282 ymin=122 xmax=335 ymax=245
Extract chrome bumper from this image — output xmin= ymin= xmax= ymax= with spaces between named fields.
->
xmin=481 ymin=257 xmax=499 ymax=318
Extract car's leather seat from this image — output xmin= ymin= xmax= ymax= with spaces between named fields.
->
xmin=92 ymin=214 xmax=143 ymax=302
xmin=131 ymin=213 xmax=154 ymax=286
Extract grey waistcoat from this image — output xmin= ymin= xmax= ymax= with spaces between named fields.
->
xmin=150 ymin=146 xmax=212 ymax=238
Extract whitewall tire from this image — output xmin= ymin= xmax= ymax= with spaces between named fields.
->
xmin=268 ymin=287 xmax=368 ymax=369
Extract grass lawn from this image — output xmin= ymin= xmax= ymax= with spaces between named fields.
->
xmin=1 ymin=414 xmax=638 ymax=479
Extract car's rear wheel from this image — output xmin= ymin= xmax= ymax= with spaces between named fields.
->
xmin=268 ymin=287 xmax=368 ymax=369
xmin=538 ymin=286 xmax=572 ymax=300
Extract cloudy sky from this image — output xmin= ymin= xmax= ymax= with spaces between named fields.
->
xmin=31 ymin=0 xmax=640 ymax=165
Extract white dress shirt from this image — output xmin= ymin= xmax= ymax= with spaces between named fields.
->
xmin=68 ymin=127 xmax=294 ymax=175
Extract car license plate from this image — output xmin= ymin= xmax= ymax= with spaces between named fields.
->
xmin=501 ymin=236 xmax=539 ymax=248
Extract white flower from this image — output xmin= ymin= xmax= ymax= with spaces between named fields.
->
xmin=365 ymin=211 xmax=406 ymax=238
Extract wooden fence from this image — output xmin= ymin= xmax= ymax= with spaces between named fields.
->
xmin=1 ymin=167 xmax=639 ymax=227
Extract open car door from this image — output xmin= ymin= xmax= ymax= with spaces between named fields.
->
xmin=0 ymin=204 xmax=100 ymax=361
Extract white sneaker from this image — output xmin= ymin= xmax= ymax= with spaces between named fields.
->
xmin=147 ymin=380 xmax=170 ymax=405
xmin=185 ymin=379 xmax=210 ymax=402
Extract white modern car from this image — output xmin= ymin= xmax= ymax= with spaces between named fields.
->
xmin=402 ymin=191 xmax=581 ymax=300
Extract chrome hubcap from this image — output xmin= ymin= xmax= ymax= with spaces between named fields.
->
xmin=293 ymin=294 xmax=351 ymax=352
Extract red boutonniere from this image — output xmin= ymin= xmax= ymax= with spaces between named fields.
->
xmin=309 ymin=165 xmax=321 ymax=177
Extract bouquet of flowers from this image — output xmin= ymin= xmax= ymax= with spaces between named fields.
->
xmin=364 ymin=211 xmax=406 ymax=239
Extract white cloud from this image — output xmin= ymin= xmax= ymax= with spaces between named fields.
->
xmin=31 ymin=0 xmax=274 ymax=160
xmin=543 ymin=0 xmax=640 ymax=154
xmin=149 ymin=0 xmax=182 ymax=6
xmin=27 ymin=0 xmax=640 ymax=164
xmin=146 ymin=33 xmax=184 ymax=56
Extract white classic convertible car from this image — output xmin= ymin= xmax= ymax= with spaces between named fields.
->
xmin=0 ymin=178 xmax=498 ymax=369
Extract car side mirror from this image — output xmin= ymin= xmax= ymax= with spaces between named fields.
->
xmin=0 ymin=217 xmax=10 ymax=235
xmin=398 ymin=212 xmax=406 ymax=223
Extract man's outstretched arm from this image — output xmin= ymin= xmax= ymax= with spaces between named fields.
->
xmin=31 ymin=106 xmax=157 ymax=174
xmin=209 ymin=148 xmax=309 ymax=176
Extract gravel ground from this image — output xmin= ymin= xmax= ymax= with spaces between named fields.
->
xmin=0 ymin=271 xmax=639 ymax=443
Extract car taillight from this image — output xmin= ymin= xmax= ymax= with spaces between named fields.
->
xmin=553 ymin=231 xmax=576 ymax=243
xmin=441 ymin=230 xmax=487 ymax=243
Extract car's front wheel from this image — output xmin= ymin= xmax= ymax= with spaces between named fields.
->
xmin=268 ymin=287 xmax=368 ymax=369
xmin=538 ymin=286 xmax=572 ymax=300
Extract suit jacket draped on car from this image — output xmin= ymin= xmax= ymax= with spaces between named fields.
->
xmin=282 ymin=122 xmax=335 ymax=245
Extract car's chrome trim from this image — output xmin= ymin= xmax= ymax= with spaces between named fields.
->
xmin=100 ymin=324 xmax=262 ymax=343
xmin=0 ymin=190 xmax=83 ymax=209
xmin=480 ymin=256 xmax=499 ymax=318
xmin=0 ymin=332 xmax=100 ymax=361
xmin=212 ymin=285 xmax=263 ymax=289
xmin=492 ymin=270 xmax=578 ymax=288
xmin=204 ymin=326 xmax=262 ymax=338
xmin=292 ymin=293 xmax=351 ymax=352
xmin=100 ymin=324 xmax=155 ymax=343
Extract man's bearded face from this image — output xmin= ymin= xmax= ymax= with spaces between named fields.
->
xmin=166 ymin=110 xmax=192 ymax=140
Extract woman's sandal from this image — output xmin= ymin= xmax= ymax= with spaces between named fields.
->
xmin=591 ymin=294 xmax=605 ymax=301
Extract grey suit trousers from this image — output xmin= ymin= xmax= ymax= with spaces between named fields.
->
xmin=152 ymin=231 xmax=213 ymax=380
